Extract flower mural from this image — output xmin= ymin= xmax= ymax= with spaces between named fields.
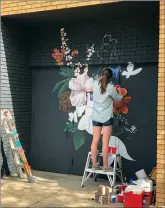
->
xmin=52 ymin=28 xmax=142 ymax=157
xmin=69 ymin=72 xmax=93 ymax=106
xmin=113 ymin=86 xmax=131 ymax=115
xmin=52 ymin=48 xmax=64 ymax=66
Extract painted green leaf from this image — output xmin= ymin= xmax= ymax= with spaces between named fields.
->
xmin=59 ymin=68 xmax=74 ymax=78
xmin=52 ymin=78 xmax=70 ymax=94
xmin=64 ymin=121 xmax=77 ymax=132
xmin=73 ymin=131 xmax=85 ymax=151
xmin=58 ymin=82 xmax=69 ymax=98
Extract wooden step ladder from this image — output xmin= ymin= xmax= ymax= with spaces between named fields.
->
xmin=1 ymin=109 xmax=35 ymax=183
xmin=81 ymin=151 xmax=124 ymax=188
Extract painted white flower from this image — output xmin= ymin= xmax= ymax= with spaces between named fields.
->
xmin=69 ymin=72 xmax=94 ymax=106
xmin=66 ymin=55 xmax=72 ymax=61
xmin=78 ymin=105 xmax=103 ymax=135
xmin=84 ymin=66 xmax=88 ymax=73
xmin=78 ymin=107 xmax=93 ymax=134
xmin=74 ymin=67 xmax=81 ymax=77
xmin=75 ymin=62 xmax=82 ymax=68
xmin=67 ymin=62 xmax=73 ymax=66
xmin=87 ymin=44 xmax=95 ymax=61
xmin=76 ymin=104 xmax=86 ymax=117
xmin=68 ymin=111 xmax=78 ymax=123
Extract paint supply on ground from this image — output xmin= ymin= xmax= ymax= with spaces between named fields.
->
xmin=94 ymin=192 xmax=99 ymax=203
xmin=94 ymin=185 xmax=112 ymax=205
xmin=135 ymin=169 xmax=148 ymax=179
xmin=150 ymin=167 xmax=156 ymax=181
xmin=132 ymin=179 xmax=153 ymax=205
xmin=142 ymin=193 xmax=150 ymax=208
xmin=124 ymin=185 xmax=144 ymax=208
xmin=111 ymin=195 xmax=117 ymax=203
xmin=98 ymin=185 xmax=111 ymax=196
xmin=118 ymin=194 xmax=124 ymax=203
xmin=100 ymin=195 xmax=110 ymax=205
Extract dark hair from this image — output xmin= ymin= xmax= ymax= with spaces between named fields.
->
xmin=100 ymin=68 xmax=113 ymax=94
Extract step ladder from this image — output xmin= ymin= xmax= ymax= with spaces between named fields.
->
xmin=1 ymin=109 xmax=35 ymax=183
xmin=81 ymin=151 xmax=124 ymax=188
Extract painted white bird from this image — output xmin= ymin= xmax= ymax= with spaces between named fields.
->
xmin=108 ymin=136 xmax=135 ymax=166
xmin=122 ymin=62 xmax=142 ymax=79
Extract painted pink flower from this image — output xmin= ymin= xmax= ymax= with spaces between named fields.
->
xmin=69 ymin=73 xmax=93 ymax=106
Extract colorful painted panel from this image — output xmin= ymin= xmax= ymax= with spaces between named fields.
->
xmin=1 ymin=109 xmax=34 ymax=183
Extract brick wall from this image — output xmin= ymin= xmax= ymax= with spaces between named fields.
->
xmin=29 ymin=15 xmax=159 ymax=67
xmin=0 ymin=19 xmax=32 ymax=174
xmin=1 ymin=0 xmax=119 ymax=16
xmin=156 ymin=2 xmax=165 ymax=207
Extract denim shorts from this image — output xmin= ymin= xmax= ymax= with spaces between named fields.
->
xmin=92 ymin=118 xmax=114 ymax=127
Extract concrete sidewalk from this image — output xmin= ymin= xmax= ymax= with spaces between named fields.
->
xmin=1 ymin=170 xmax=123 ymax=207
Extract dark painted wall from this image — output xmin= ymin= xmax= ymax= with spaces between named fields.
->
xmin=29 ymin=16 xmax=158 ymax=67
xmin=30 ymin=9 xmax=158 ymax=179
xmin=0 ymin=2 xmax=158 ymax=179
xmin=0 ymin=19 xmax=32 ymax=173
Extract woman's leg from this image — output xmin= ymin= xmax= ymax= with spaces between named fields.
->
xmin=102 ymin=126 xmax=112 ymax=169
xmin=91 ymin=126 xmax=102 ymax=167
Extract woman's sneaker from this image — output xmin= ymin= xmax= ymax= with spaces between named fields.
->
xmin=92 ymin=165 xmax=102 ymax=171
xmin=102 ymin=167 xmax=113 ymax=172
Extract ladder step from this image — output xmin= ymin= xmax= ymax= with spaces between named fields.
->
xmin=85 ymin=168 xmax=114 ymax=175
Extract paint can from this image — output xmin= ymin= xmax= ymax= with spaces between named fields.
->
xmin=108 ymin=146 xmax=111 ymax=153
xmin=108 ymin=146 xmax=117 ymax=154
xmin=111 ymin=195 xmax=116 ymax=203
xmin=118 ymin=194 xmax=124 ymax=203
xmin=111 ymin=146 xmax=117 ymax=154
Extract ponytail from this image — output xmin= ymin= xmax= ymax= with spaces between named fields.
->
xmin=100 ymin=75 xmax=109 ymax=94
xmin=99 ymin=68 xmax=112 ymax=94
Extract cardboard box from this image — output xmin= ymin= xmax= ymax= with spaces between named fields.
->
xmin=99 ymin=195 xmax=110 ymax=205
xmin=95 ymin=192 xmax=110 ymax=205
xmin=98 ymin=185 xmax=111 ymax=196
xmin=150 ymin=167 xmax=156 ymax=181
xmin=94 ymin=192 xmax=99 ymax=203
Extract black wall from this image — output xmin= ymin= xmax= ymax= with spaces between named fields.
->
xmin=29 ymin=16 xmax=158 ymax=67
xmin=0 ymin=2 xmax=159 ymax=179
xmin=29 ymin=5 xmax=159 ymax=179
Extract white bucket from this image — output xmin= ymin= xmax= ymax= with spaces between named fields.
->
xmin=135 ymin=169 xmax=148 ymax=179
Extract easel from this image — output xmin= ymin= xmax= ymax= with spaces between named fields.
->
xmin=1 ymin=109 xmax=35 ymax=183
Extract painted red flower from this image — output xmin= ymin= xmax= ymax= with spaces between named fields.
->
xmin=71 ymin=50 xmax=78 ymax=56
xmin=52 ymin=48 xmax=64 ymax=66
xmin=113 ymin=86 xmax=131 ymax=114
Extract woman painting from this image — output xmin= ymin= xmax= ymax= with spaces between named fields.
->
xmin=88 ymin=68 xmax=123 ymax=172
